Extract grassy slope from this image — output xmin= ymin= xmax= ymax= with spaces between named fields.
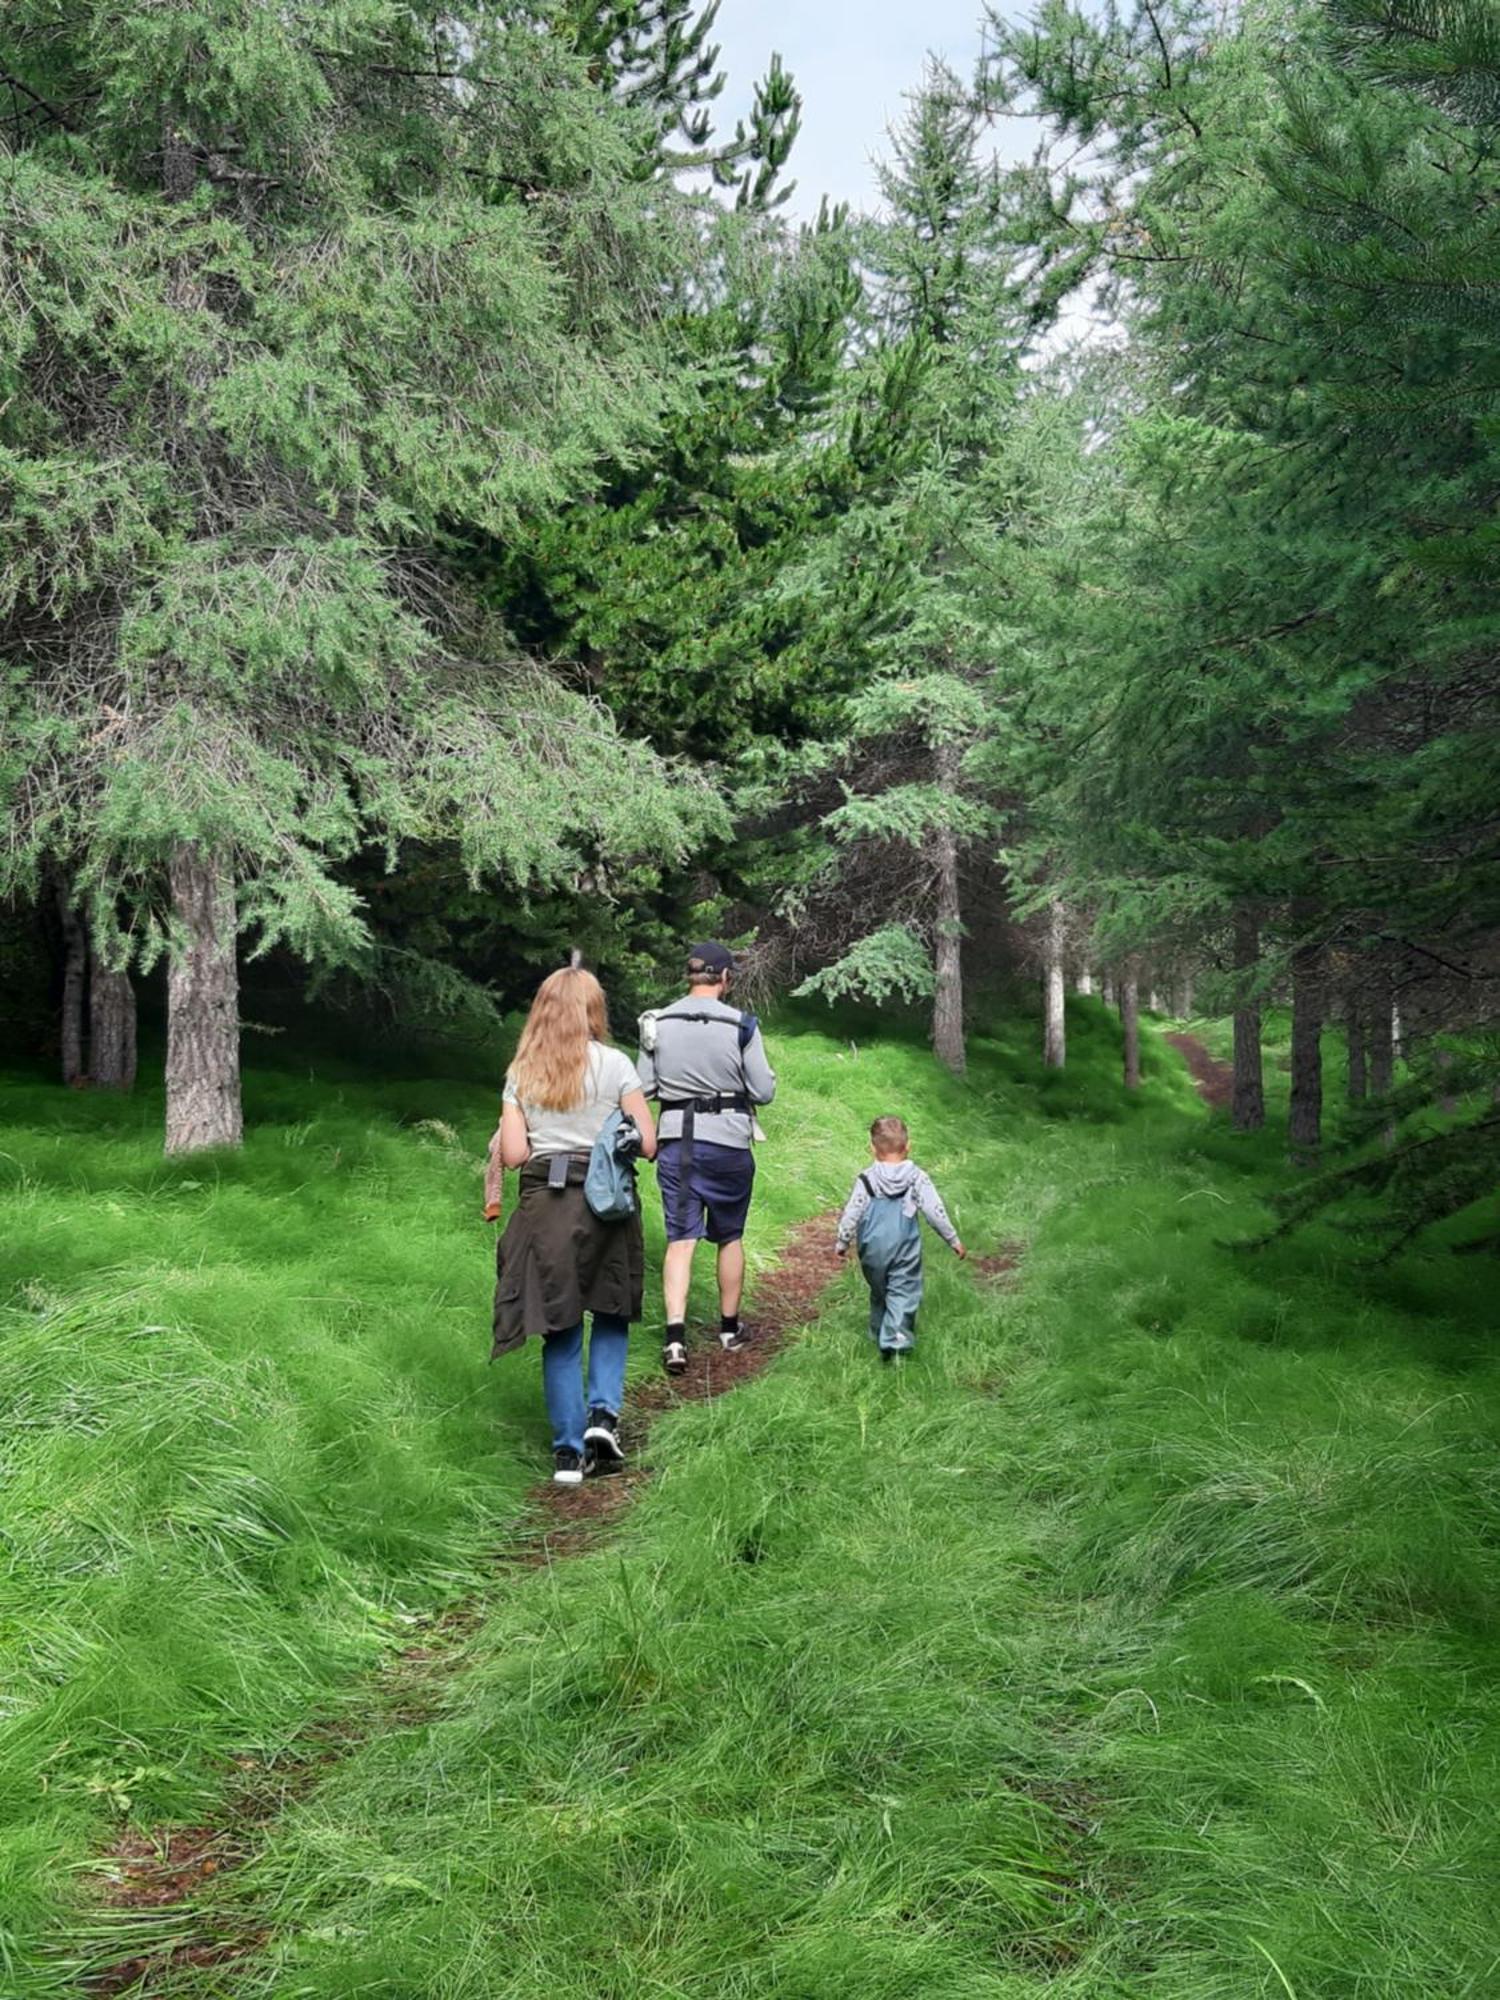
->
xmin=5 ymin=1005 xmax=1498 ymax=1995
xmin=0 ymin=1046 xmax=539 ymax=1984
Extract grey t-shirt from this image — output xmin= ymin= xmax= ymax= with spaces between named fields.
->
xmin=636 ymin=994 xmax=776 ymax=1152
xmin=503 ymin=1042 xmax=643 ymax=1158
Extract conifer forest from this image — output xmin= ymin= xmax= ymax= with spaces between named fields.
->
xmin=1 ymin=3 xmax=1498 ymax=1996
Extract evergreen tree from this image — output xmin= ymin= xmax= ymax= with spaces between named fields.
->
xmin=790 ymin=63 xmax=1028 ymax=1073
xmin=0 ymin=2 xmax=713 ymax=1150
xmin=563 ymin=1 xmax=802 ymax=207
xmin=985 ymin=0 xmax=1500 ymax=1213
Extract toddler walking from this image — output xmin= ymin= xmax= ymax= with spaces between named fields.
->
xmin=835 ymin=1116 xmax=965 ymax=1358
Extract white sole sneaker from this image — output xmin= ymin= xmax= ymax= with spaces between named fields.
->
xmin=553 ymin=1468 xmax=584 ymax=1486
xmin=584 ymin=1423 xmax=625 ymax=1468
xmin=663 ymin=1342 xmax=688 ymax=1376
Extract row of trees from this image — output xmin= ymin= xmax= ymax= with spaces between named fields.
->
xmin=971 ymin=0 xmax=1500 ymax=1237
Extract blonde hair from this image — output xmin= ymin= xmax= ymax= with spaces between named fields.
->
xmin=870 ymin=1115 xmax=909 ymax=1156
xmin=507 ymin=968 xmax=610 ymax=1111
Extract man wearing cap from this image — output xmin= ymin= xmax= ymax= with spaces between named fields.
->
xmin=637 ymin=943 xmax=777 ymax=1375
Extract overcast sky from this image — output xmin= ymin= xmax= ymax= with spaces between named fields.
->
xmin=710 ymin=0 xmax=1028 ymax=221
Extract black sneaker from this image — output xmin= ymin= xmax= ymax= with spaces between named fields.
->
xmin=553 ymin=1448 xmax=585 ymax=1487
xmin=663 ymin=1339 xmax=688 ymax=1376
xmin=719 ymin=1325 xmax=749 ymax=1353
xmin=584 ymin=1406 xmax=625 ymax=1472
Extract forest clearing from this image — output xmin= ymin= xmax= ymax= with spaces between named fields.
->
xmin=3 ymin=0 xmax=1499 ymax=1993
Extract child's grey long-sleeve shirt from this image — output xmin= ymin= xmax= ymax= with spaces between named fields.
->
xmin=836 ymin=1160 xmax=959 ymax=1252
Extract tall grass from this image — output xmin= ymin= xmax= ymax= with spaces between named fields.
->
xmin=0 ymin=1051 xmax=554 ymax=1985
xmin=28 ymin=1001 xmax=1489 ymax=2000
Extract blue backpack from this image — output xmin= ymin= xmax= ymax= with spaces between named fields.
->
xmin=584 ymin=1109 xmax=642 ymax=1222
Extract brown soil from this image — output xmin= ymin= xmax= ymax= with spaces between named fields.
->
xmin=972 ymin=1242 xmax=1024 ymax=1286
xmin=1165 ymin=1031 xmax=1234 ymax=1108
xmin=84 ymin=1210 xmax=847 ymax=1995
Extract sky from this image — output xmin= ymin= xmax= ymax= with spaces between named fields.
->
xmin=709 ymin=0 xmax=1030 ymax=222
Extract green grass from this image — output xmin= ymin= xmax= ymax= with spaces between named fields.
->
xmin=0 ymin=1045 xmax=555 ymax=1983
xmin=5 ymin=1001 xmax=1500 ymax=1996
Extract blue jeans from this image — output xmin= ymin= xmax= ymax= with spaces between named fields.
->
xmin=541 ymin=1314 xmax=630 ymax=1454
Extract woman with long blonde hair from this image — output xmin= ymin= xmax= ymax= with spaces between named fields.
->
xmin=491 ymin=967 xmax=656 ymax=1485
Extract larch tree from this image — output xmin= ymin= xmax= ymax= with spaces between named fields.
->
xmin=0 ymin=2 xmax=715 ymax=1151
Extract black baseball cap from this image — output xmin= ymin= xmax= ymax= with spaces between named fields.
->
xmin=686 ymin=940 xmax=735 ymax=976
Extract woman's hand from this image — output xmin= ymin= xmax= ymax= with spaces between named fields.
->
xmin=622 ymin=1088 xmax=657 ymax=1161
xmin=499 ymin=1100 xmax=531 ymax=1170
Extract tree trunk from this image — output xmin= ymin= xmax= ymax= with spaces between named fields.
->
xmin=1367 ymin=979 xmax=1397 ymax=1149
xmin=1043 ymin=900 xmax=1066 ymax=1069
xmin=1231 ymin=905 xmax=1265 ymax=1132
xmin=930 ymin=746 xmax=965 ymax=1076
xmin=1076 ymin=965 xmax=1094 ymax=997
xmin=89 ymin=949 xmax=137 ymax=1091
xmin=165 ymin=843 xmax=242 ymax=1154
xmin=1368 ymin=991 xmax=1394 ymax=1097
xmin=1101 ymin=971 xmax=1116 ymax=1006
xmin=1120 ymin=968 xmax=1141 ymax=1091
xmin=1346 ymin=999 xmax=1366 ymax=1103
xmin=1147 ymin=982 xmax=1163 ymax=1015
xmin=58 ymin=891 xmax=87 ymax=1086
xmin=1288 ymin=933 xmax=1323 ymax=1166
xmin=1176 ymin=972 xmax=1194 ymax=1017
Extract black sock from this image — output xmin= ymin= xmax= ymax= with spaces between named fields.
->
xmin=720 ymin=1314 xmax=740 ymax=1337
xmin=666 ymin=1321 xmax=686 ymax=1345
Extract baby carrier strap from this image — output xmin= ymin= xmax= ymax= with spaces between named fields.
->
xmin=655 ymin=1008 xmax=757 ymax=1176
xmin=658 ymin=1008 xmax=756 ymax=1049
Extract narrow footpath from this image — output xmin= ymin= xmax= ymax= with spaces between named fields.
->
xmin=84 ymin=1216 xmax=847 ymax=1994
xmin=1164 ymin=1029 xmax=1234 ymax=1107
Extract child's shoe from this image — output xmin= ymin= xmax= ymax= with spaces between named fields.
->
xmin=553 ymin=1448 xmax=585 ymax=1486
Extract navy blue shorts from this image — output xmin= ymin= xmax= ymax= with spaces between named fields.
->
xmin=655 ymin=1139 xmax=756 ymax=1245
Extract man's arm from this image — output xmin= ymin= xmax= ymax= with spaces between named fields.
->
xmin=741 ymin=1024 xmax=776 ymax=1106
xmin=635 ymin=1016 xmax=659 ymax=1099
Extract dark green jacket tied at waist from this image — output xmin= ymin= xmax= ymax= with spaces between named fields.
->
xmin=491 ymin=1153 xmax=644 ymax=1358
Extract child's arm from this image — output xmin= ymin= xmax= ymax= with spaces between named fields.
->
xmin=834 ymin=1175 xmax=871 ymax=1255
xmin=913 ymin=1168 xmax=965 ymax=1256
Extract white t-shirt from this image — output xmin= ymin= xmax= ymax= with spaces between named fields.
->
xmin=503 ymin=1042 xmax=644 ymax=1158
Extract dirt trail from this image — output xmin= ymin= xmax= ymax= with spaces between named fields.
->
xmin=1165 ymin=1030 xmax=1234 ymax=1108
xmin=83 ymin=1212 xmax=848 ymax=1995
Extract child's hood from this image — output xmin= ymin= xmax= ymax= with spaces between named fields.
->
xmin=864 ymin=1160 xmax=923 ymax=1195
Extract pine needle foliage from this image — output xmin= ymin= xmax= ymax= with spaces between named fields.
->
xmin=0 ymin=3 xmax=716 ymax=969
